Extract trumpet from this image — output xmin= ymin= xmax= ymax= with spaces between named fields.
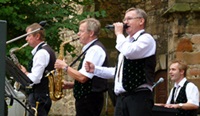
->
xmin=46 ymin=37 xmax=79 ymax=101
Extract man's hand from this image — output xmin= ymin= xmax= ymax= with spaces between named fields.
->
xmin=54 ymin=59 xmax=68 ymax=70
xmin=20 ymin=65 xmax=28 ymax=75
xmin=154 ymin=103 xmax=165 ymax=107
xmin=85 ymin=61 xmax=95 ymax=73
xmin=164 ymin=104 xmax=179 ymax=109
xmin=62 ymin=80 xmax=74 ymax=89
xmin=113 ymin=22 xmax=124 ymax=36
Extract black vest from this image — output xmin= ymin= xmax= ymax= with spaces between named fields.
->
xmin=73 ymin=40 xmax=109 ymax=100
xmin=122 ymin=55 xmax=156 ymax=92
xmin=170 ymin=81 xmax=197 ymax=116
xmin=121 ymin=32 xmax=156 ymax=92
xmin=28 ymin=44 xmax=56 ymax=93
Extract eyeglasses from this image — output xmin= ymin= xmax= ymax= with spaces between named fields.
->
xmin=123 ymin=17 xmax=141 ymax=22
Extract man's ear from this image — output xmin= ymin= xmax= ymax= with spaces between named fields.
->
xmin=89 ymin=31 xmax=95 ymax=37
xmin=35 ymin=33 xmax=41 ymax=40
xmin=180 ymin=69 xmax=185 ymax=75
xmin=139 ymin=18 xmax=145 ymax=26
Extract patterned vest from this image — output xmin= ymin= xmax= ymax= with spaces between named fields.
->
xmin=122 ymin=55 xmax=156 ymax=92
xmin=121 ymin=32 xmax=156 ymax=92
xmin=28 ymin=43 xmax=56 ymax=93
xmin=73 ymin=40 xmax=109 ymax=100
xmin=170 ymin=81 xmax=197 ymax=116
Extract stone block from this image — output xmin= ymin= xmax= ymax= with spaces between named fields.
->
xmin=192 ymin=3 xmax=200 ymax=11
xmin=168 ymin=3 xmax=191 ymax=12
xmin=182 ymin=52 xmax=200 ymax=65
xmin=188 ymin=68 xmax=200 ymax=76
xmin=176 ymin=52 xmax=184 ymax=59
xmin=191 ymin=34 xmax=200 ymax=44
xmin=185 ymin=18 xmax=200 ymax=33
xmin=176 ymin=38 xmax=193 ymax=52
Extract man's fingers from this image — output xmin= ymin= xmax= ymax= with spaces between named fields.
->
xmin=85 ymin=61 xmax=89 ymax=71
xmin=85 ymin=61 xmax=92 ymax=72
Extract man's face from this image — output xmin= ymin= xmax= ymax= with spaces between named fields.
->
xmin=25 ymin=29 xmax=38 ymax=48
xmin=77 ymin=22 xmax=90 ymax=45
xmin=169 ymin=63 xmax=184 ymax=82
xmin=123 ymin=10 xmax=143 ymax=36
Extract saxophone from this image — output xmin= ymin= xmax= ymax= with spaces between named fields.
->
xmin=9 ymin=43 xmax=29 ymax=91
xmin=46 ymin=37 xmax=79 ymax=101
xmin=9 ymin=43 xmax=28 ymax=67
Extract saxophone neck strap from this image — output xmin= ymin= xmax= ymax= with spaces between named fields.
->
xmin=70 ymin=39 xmax=98 ymax=67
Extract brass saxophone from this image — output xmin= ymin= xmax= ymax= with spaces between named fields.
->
xmin=9 ymin=43 xmax=28 ymax=67
xmin=46 ymin=37 xmax=79 ymax=101
xmin=9 ymin=43 xmax=29 ymax=91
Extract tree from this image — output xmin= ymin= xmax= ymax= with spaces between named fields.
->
xmin=0 ymin=0 xmax=106 ymax=66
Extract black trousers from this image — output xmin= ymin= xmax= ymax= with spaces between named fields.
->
xmin=28 ymin=93 xmax=52 ymax=116
xmin=115 ymin=90 xmax=154 ymax=116
xmin=75 ymin=92 xmax=104 ymax=116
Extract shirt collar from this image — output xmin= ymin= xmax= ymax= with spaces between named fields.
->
xmin=128 ymin=29 xmax=145 ymax=42
xmin=31 ymin=41 xmax=45 ymax=55
xmin=82 ymin=39 xmax=97 ymax=52
xmin=174 ymin=78 xmax=187 ymax=88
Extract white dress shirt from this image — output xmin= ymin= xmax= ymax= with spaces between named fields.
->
xmin=166 ymin=78 xmax=199 ymax=106
xmin=94 ymin=29 xmax=156 ymax=95
xmin=79 ymin=39 xmax=106 ymax=79
xmin=27 ymin=42 xmax=50 ymax=84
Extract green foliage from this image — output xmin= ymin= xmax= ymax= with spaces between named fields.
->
xmin=1 ymin=0 xmax=106 ymax=67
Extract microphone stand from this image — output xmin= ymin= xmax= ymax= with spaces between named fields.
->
xmin=6 ymin=28 xmax=43 ymax=44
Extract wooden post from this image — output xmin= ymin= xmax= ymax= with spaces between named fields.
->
xmin=0 ymin=20 xmax=7 ymax=116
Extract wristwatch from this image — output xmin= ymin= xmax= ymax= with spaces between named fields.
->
xmin=179 ymin=103 xmax=183 ymax=109
xmin=63 ymin=65 xmax=68 ymax=73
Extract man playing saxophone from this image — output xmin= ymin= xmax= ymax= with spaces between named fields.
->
xmin=54 ymin=18 xmax=109 ymax=116
xmin=21 ymin=23 xmax=56 ymax=116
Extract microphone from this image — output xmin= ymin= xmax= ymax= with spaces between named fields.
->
xmin=152 ymin=77 xmax=164 ymax=89
xmin=39 ymin=20 xmax=47 ymax=27
xmin=105 ymin=24 xmax=129 ymax=29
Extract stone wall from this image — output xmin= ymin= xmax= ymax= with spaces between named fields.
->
xmin=163 ymin=0 xmax=200 ymax=90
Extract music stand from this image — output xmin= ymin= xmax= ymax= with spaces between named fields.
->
xmin=6 ymin=57 xmax=33 ymax=87
xmin=5 ymin=78 xmax=17 ymax=97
